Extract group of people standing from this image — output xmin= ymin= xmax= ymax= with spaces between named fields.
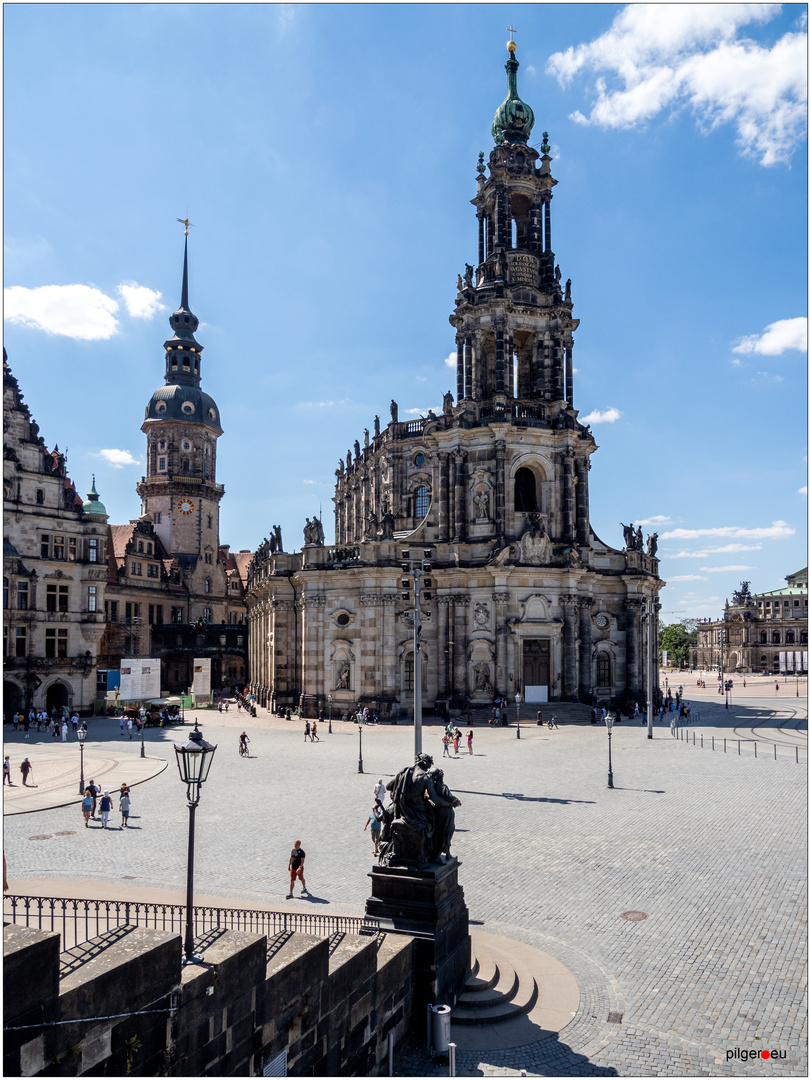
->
xmin=441 ymin=724 xmax=473 ymax=757
xmin=12 ymin=709 xmax=80 ymax=740
xmin=81 ymin=781 xmax=131 ymax=829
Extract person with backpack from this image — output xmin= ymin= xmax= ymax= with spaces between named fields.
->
xmin=364 ymin=803 xmax=383 ymax=856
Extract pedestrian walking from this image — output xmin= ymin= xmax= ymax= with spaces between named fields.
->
xmin=311 ymin=720 xmax=319 ymax=742
xmin=87 ymin=780 xmax=99 ymax=817
xmin=304 ymin=720 xmax=311 ymax=741
xmin=126 ymin=718 xmax=133 ymax=739
xmin=82 ymin=790 xmax=93 ymax=827
xmin=119 ymin=715 xmax=126 ymax=736
xmin=19 ymin=757 xmax=32 ymax=785
xmin=12 ymin=712 xmax=19 ymax=732
xmin=99 ymin=791 xmax=112 ymax=829
xmin=119 ymin=790 xmax=131 ymax=828
xmin=61 ymin=721 xmax=68 ymax=742
xmin=442 ymin=733 xmax=451 ymax=757
xmin=23 ymin=714 xmax=30 ymax=739
xmin=71 ymin=713 xmax=79 ymax=732
xmin=775 ymin=682 xmax=780 ymax=695
xmin=467 ymin=730 xmax=473 ymax=755
xmin=4 ymin=755 xmax=12 ymax=785
xmin=364 ymin=804 xmax=383 ymax=855
xmin=548 ymin=715 xmax=558 ymax=729
xmin=218 ymin=700 xmax=223 ymax=714
xmin=287 ymin=841 xmax=307 ymax=898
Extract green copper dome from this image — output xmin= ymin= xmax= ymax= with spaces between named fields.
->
xmin=82 ymin=477 xmax=107 ymax=517
xmin=491 ymin=44 xmax=535 ymax=146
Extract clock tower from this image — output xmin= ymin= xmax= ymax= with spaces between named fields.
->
xmin=136 ymin=236 xmax=227 ymax=619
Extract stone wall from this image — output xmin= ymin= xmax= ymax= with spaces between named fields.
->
xmin=3 ymin=922 xmax=415 ymax=1077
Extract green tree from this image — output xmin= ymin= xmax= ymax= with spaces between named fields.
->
xmin=659 ymin=622 xmax=697 ymax=668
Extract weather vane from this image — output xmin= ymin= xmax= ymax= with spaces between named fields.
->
xmin=176 ymin=217 xmax=195 ymax=236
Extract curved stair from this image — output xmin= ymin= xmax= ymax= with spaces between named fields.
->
xmin=452 ymin=942 xmax=539 ymax=1024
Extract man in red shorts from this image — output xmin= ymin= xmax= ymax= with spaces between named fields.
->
xmin=286 ymin=840 xmax=307 ymax=898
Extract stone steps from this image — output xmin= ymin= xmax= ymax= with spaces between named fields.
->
xmin=452 ymin=941 xmax=538 ymax=1024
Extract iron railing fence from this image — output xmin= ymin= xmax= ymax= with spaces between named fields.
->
xmin=4 ymin=895 xmax=379 ymax=952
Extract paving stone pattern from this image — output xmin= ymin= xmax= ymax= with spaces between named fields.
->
xmin=3 ymin=695 xmax=807 ymax=1077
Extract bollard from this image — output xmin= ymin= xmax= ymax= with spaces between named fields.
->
xmin=701 ymin=734 xmax=703 ymax=748
xmin=693 ymin=731 xmax=695 ymax=745
xmin=796 ymin=746 xmax=799 ymax=764
xmin=712 ymin=736 xmax=714 ymax=751
xmin=754 ymin=742 xmax=757 ymax=759
xmin=724 ymin=738 xmax=726 ymax=753
xmin=774 ymin=743 xmax=777 ymax=760
xmin=448 ymin=1042 xmax=456 ymax=1077
xmin=431 ymin=1005 xmax=451 ymax=1055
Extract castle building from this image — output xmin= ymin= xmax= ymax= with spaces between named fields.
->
xmin=3 ymin=239 xmax=250 ymax=714
xmin=3 ymin=356 xmax=108 ymax=716
xmin=694 ymin=570 xmax=808 ymax=674
xmin=246 ymin=43 xmax=664 ymax=718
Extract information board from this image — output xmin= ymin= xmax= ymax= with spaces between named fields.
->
xmin=192 ymin=658 xmax=212 ymax=698
xmin=119 ymin=658 xmax=161 ymax=701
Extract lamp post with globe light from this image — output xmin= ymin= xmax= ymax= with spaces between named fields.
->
xmin=77 ymin=727 xmax=86 ymax=795
xmin=604 ymin=711 xmax=615 ymax=789
xmin=515 ymin=692 xmax=522 ymax=739
xmin=174 ymin=722 xmax=217 ymax=963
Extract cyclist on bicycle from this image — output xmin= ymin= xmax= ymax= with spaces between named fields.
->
xmin=239 ymin=731 xmax=250 ymax=755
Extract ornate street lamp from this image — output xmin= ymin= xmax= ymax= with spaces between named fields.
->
xmin=604 ymin=711 xmax=615 ymax=789
xmin=515 ymin=692 xmax=522 ymax=739
xmin=328 ymin=693 xmax=333 ymax=734
xmin=77 ymin=727 xmax=87 ymax=795
xmin=174 ymin=722 xmax=217 ymax=963
xmin=358 ymin=719 xmax=364 ymax=774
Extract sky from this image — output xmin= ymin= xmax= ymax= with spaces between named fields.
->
xmin=4 ymin=3 xmax=807 ymax=621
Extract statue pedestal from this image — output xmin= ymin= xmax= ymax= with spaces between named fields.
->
xmin=366 ymin=858 xmax=470 ymax=1015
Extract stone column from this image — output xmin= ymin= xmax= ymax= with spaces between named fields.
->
xmin=437 ymin=453 xmax=451 ymax=540
xmin=543 ymin=197 xmax=552 ymax=253
xmin=452 ymin=596 xmax=469 ymax=702
xmin=456 ymin=334 xmax=464 ymax=404
xmin=437 ymin=596 xmax=451 ymax=696
xmin=625 ymin=598 xmax=643 ymax=698
xmin=552 ymin=336 xmax=565 ymax=402
xmin=477 ymin=212 xmax=485 ymax=265
xmin=453 ymin=450 xmax=467 ymax=542
xmin=576 ymin=459 xmax=590 ymax=546
xmin=561 ymin=595 xmax=579 ymax=701
xmin=542 ymin=333 xmax=552 ymax=402
xmin=464 ymin=335 xmax=473 ymax=401
xmin=495 ymin=328 xmax=505 ymax=395
xmin=578 ymin=597 xmax=593 ymax=702
xmin=562 ymin=449 xmax=575 ymax=543
xmin=494 ymin=440 xmax=506 ymax=543
xmin=473 ymin=331 xmax=485 ymax=401
xmin=493 ymin=592 xmax=509 ymax=699
xmin=565 ymin=343 xmax=574 ymax=408
xmin=529 ymin=200 xmax=542 ymax=252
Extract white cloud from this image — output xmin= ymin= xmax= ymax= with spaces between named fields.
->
xmin=98 ymin=448 xmax=140 ymax=468
xmin=415 ymin=376 xmax=428 ymax=383
xmin=4 ymin=284 xmax=120 ymax=340
xmin=547 ymin=5 xmax=807 ymax=166
xmin=665 ymin=543 xmax=764 ymax=558
xmin=799 ymin=485 xmax=808 ymax=495
xmin=635 ymin=515 xmax=672 ymax=526
xmin=733 ymin=317 xmax=807 ymax=356
xmin=668 ymin=574 xmax=707 ymax=582
xmin=117 ymin=282 xmax=165 ymax=320
xmin=525 ymin=64 xmax=537 ymax=78
xmin=444 ymin=351 xmax=456 ymax=369
xmin=699 ymin=565 xmax=757 ymax=572
xmin=660 ymin=520 xmax=795 ymax=541
xmin=580 ymin=407 xmax=622 ymax=424
xmin=405 ymin=407 xmax=439 ymax=416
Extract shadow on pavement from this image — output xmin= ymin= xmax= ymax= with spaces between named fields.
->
xmin=453 ymin=789 xmax=596 ymax=805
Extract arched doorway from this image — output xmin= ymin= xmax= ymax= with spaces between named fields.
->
xmin=4 ymin=680 xmax=22 ymax=720
xmin=45 ymin=681 xmax=70 ymax=712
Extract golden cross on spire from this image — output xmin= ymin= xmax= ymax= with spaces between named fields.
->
xmin=506 ymin=25 xmax=517 ymax=42
xmin=176 ymin=217 xmax=195 ymax=236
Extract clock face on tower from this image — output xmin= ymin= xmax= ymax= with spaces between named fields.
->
xmin=177 ymin=498 xmax=195 ymax=515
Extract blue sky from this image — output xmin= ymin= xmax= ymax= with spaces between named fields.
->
xmin=4 ymin=3 xmax=807 ymax=620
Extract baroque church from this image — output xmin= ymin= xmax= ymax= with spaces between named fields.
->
xmin=246 ymin=42 xmax=664 ymax=718
xmin=3 ymin=239 xmax=250 ymax=717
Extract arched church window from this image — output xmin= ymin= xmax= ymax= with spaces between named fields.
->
xmin=514 ymin=467 xmax=538 ymax=512
xmin=760 ymin=631 xmax=768 ymax=644
xmin=204 ymin=578 xmax=211 ymax=594
xmin=415 ymin=486 xmax=429 ymax=518
xmin=801 ymin=631 xmax=808 ymax=644
xmin=596 ymin=653 xmax=611 ymax=685
xmin=786 ymin=631 xmax=795 ymax=644
xmin=772 ymin=631 xmax=781 ymax=644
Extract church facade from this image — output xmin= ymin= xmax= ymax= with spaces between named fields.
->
xmin=246 ymin=43 xmax=664 ymax=718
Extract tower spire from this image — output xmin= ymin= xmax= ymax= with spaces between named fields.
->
xmin=163 ymin=227 xmax=203 ymax=388
xmin=181 ymin=234 xmax=190 ymax=310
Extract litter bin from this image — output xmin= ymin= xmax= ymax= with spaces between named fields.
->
xmin=431 ymin=1004 xmax=451 ymax=1053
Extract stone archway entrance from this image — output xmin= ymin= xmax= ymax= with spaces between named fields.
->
xmin=523 ymin=639 xmax=550 ymax=702
xmin=45 ymin=682 xmax=70 ymax=712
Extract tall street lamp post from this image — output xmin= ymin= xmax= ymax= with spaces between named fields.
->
xmin=77 ymin=727 xmax=86 ymax=795
xmin=515 ymin=692 xmax=521 ymax=738
xmin=174 ymin=722 xmax=217 ymax=964
xmin=140 ymin=715 xmax=146 ymax=758
xmin=358 ymin=720 xmax=364 ymax=774
xmin=604 ymin=711 xmax=615 ymax=789
xmin=401 ymin=547 xmax=433 ymax=758
xmin=328 ymin=693 xmax=333 ymax=734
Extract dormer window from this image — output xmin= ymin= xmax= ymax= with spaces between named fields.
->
xmin=182 ymin=402 xmax=195 ymax=415
xmin=156 ymin=402 xmax=167 ymax=414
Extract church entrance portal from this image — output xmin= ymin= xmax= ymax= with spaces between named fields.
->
xmin=45 ymin=682 xmax=70 ymax=712
xmin=523 ymin=639 xmax=550 ymax=703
